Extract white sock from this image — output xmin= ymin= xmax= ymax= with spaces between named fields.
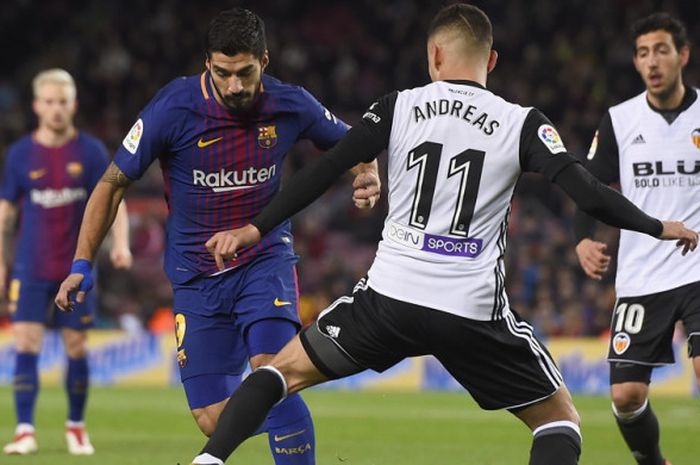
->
xmin=192 ymin=452 xmax=224 ymax=465
xmin=16 ymin=423 xmax=35 ymax=435
xmin=66 ymin=420 xmax=85 ymax=428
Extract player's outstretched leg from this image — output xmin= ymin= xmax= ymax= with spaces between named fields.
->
xmin=3 ymin=352 xmax=39 ymax=455
xmin=192 ymin=367 xmax=288 ymax=465
xmin=246 ymin=318 xmax=317 ymax=464
xmin=191 ymin=335 xmax=328 ymax=465
xmin=513 ymin=386 xmax=581 ymax=465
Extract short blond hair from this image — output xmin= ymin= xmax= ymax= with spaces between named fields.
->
xmin=32 ymin=68 xmax=76 ymax=99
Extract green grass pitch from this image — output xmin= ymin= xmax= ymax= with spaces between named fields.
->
xmin=0 ymin=386 xmax=697 ymax=464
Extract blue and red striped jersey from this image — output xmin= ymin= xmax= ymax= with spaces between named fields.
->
xmin=113 ymin=72 xmax=348 ymax=283
xmin=0 ymin=133 xmax=110 ymax=280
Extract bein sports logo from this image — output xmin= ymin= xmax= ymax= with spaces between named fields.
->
xmin=192 ymin=165 xmax=277 ymax=192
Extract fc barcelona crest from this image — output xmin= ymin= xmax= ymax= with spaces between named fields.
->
xmin=258 ymin=125 xmax=277 ymax=149
xmin=692 ymin=128 xmax=700 ymax=149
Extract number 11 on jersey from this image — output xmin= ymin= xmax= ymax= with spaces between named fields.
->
xmin=407 ymin=141 xmax=485 ymax=237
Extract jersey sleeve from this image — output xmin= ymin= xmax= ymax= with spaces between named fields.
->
xmin=85 ymin=139 xmax=111 ymax=192
xmin=583 ymin=111 xmax=620 ymax=184
xmin=113 ymin=86 xmax=182 ymax=180
xmin=519 ymin=108 xmax=579 ymax=180
xmin=297 ymin=87 xmax=349 ymax=150
xmin=0 ymin=146 xmax=22 ymax=202
xmin=252 ymin=92 xmax=397 ymax=235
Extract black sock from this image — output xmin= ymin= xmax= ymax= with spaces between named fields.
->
xmin=529 ymin=423 xmax=581 ymax=465
xmin=201 ymin=368 xmax=285 ymax=461
xmin=615 ymin=402 xmax=665 ymax=465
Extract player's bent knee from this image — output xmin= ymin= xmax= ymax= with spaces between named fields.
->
xmin=192 ymin=408 xmax=220 ymax=437
xmin=610 ymin=383 xmax=647 ymax=412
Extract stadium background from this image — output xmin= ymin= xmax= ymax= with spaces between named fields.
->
xmin=1 ymin=0 xmax=699 ymax=393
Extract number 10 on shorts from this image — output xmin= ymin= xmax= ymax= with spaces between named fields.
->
xmin=614 ymin=303 xmax=645 ymax=334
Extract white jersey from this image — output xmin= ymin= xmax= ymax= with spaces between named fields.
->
xmin=362 ymin=80 xmax=576 ymax=320
xmin=588 ymin=89 xmax=700 ymax=297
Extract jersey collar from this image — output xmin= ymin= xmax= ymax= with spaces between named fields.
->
xmin=646 ymin=85 xmax=697 ymax=124
xmin=443 ymin=79 xmax=487 ymax=90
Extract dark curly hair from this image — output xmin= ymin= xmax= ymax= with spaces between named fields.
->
xmin=205 ymin=8 xmax=267 ymax=59
xmin=632 ymin=13 xmax=688 ymax=53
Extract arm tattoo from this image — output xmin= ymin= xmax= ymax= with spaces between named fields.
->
xmin=100 ymin=162 xmax=133 ymax=187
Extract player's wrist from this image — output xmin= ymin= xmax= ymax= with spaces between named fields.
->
xmin=70 ymin=259 xmax=93 ymax=276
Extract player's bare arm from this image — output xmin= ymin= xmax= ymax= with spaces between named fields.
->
xmin=55 ymin=163 xmax=133 ymax=310
xmin=0 ymin=199 xmax=18 ymax=298
xmin=109 ymin=200 xmax=133 ymax=270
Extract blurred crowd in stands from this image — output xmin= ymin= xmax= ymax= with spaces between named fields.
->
xmin=0 ymin=0 xmax=698 ymax=337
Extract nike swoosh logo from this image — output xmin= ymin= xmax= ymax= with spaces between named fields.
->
xmin=274 ymin=429 xmax=306 ymax=442
xmin=274 ymin=298 xmax=292 ymax=307
xmin=29 ymin=169 xmax=47 ymax=180
xmin=197 ymin=136 xmax=223 ymax=148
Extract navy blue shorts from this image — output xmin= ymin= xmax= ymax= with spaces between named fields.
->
xmin=9 ymin=276 xmax=96 ymax=329
xmin=172 ymin=253 xmax=302 ymax=408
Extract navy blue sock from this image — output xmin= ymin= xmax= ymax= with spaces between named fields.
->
xmin=266 ymin=393 xmax=315 ymax=464
xmin=14 ymin=352 xmax=39 ymax=425
xmin=66 ymin=357 xmax=89 ymax=422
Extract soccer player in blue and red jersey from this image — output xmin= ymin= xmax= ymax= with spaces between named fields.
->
xmin=55 ymin=9 xmax=380 ymax=465
xmin=0 ymin=69 xmax=131 ymax=456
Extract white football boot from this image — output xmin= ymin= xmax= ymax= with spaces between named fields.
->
xmin=3 ymin=424 xmax=38 ymax=455
xmin=65 ymin=422 xmax=95 ymax=455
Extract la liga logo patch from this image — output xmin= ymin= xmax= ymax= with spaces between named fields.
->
xmin=122 ymin=118 xmax=144 ymax=154
xmin=538 ymin=124 xmax=567 ymax=154
xmin=612 ymin=332 xmax=631 ymax=355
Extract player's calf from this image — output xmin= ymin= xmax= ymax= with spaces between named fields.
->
xmin=529 ymin=421 xmax=582 ymax=465
xmin=512 ymin=386 xmax=581 ymax=465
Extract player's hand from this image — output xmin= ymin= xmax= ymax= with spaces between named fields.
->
xmin=352 ymin=171 xmax=381 ymax=209
xmin=659 ymin=220 xmax=698 ymax=255
xmin=575 ymin=238 xmax=611 ymax=281
xmin=205 ymin=225 xmax=262 ymax=271
xmin=55 ymin=260 xmax=94 ymax=312
xmin=110 ymin=246 xmax=133 ymax=270
xmin=55 ymin=274 xmax=88 ymax=312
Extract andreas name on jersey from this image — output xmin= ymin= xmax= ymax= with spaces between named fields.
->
xmin=412 ymin=97 xmax=500 ymax=135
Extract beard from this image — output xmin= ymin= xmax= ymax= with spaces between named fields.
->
xmin=213 ymin=79 xmax=261 ymax=113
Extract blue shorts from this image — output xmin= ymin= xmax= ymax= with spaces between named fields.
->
xmin=172 ymin=253 xmax=301 ymax=408
xmin=9 ymin=276 xmax=96 ymax=329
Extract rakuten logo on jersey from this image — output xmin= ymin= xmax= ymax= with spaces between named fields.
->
xmin=192 ymin=165 xmax=277 ymax=192
xmin=30 ymin=188 xmax=87 ymax=208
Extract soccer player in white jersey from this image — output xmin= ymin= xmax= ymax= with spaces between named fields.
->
xmin=574 ymin=13 xmax=700 ymax=465
xmin=187 ymin=5 xmax=698 ymax=465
